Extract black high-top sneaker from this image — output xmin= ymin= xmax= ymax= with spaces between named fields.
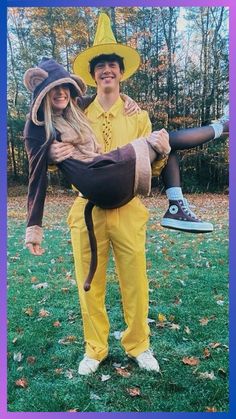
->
xmin=161 ymin=198 xmax=213 ymax=233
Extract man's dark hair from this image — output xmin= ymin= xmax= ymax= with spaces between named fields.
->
xmin=89 ymin=54 xmax=125 ymax=78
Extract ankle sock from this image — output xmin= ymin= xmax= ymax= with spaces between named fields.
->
xmin=166 ymin=187 xmax=183 ymax=201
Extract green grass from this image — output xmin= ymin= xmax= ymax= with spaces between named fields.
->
xmin=7 ymin=192 xmax=229 ymax=412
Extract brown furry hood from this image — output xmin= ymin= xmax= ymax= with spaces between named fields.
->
xmin=23 ymin=57 xmax=87 ymax=126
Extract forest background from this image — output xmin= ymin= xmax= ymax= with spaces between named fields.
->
xmin=7 ymin=6 xmax=229 ymax=192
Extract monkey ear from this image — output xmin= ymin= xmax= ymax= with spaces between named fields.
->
xmin=23 ymin=67 xmax=49 ymax=92
xmin=70 ymin=74 xmax=87 ymax=96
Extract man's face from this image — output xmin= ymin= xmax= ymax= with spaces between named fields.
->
xmin=93 ymin=61 xmax=123 ymax=92
xmin=48 ymin=84 xmax=70 ymax=112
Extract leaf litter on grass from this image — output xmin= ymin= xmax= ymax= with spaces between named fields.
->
xmin=8 ymin=192 xmax=229 ymax=412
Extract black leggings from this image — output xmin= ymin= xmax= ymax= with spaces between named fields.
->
xmin=162 ymin=126 xmax=215 ymax=189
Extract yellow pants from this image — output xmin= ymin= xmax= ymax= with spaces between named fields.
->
xmin=67 ymin=196 xmax=150 ymax=361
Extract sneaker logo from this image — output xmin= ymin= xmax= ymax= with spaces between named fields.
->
xmin=169 ymin=205 xmax=179 ymax=215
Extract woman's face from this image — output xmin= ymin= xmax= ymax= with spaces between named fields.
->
xmin=48 ymin=84 xmax=71 ymax=112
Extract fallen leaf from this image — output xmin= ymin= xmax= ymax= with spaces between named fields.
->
xmin=209 ymin=342 xmax=221 ymax=349
xmin=68 ymin=311 xmax=79 ymax=323
xmin=168 ymin=315 xmax=175 ymax=322
xmin=38 ymin=297 xmax=47 ymax=305
xmin=61 ymin=287 xmax=70 ymax=292
xmin=203 ymin=348 xmax=211 ymax=358
xmin=169 ymin=323 xmax=180 ymax=331
xmin=173 ymin=296 xmax=182 ymax=305
xmin=54 ymin=368 xmax=63 ymax=375
xmin=199 ymin=317 xmax=209 ymax=326
xmin=39 ymin=309 xmax=50 ymax=318
xmin=66 ymin=409 xmax=80 ymax=412
xmin=126 ymin=387 xmax=141 ymax=397
xmin=184 ymin=326 xmax=191 ymax=334
xmin=158 ymin=313 xmax=167 ymax=323
xmin=15 ymin=378 xmax=28 ymax=388
xmin=53 ymin=321 xmax=61 ymax=327
xmin=31 ymin=276 xmax=38 ymax=283
xmin=64 ymin=369 xmax=74 ymax=379
xmin=90 ymin=392 xmax=101 ymax=400
xmin=58 ymin=335 xmax=78 ymax=345
xmin=115 ymin=367 xmax=131 ymax=378
xmin=13 ymin=352 xmax=23 ymax=362
xmin=214 ymin=294 xmax=224 ymax=301
xmin=66 ymin=335 xmax=77 ymax=342
xmin=112 ymin=331 xmax=122 ymax=340
xmin=32 ymin=282 xmax=48 ymax=290
xmin=101 ymin=374 xmax=111 ymax=382
xmin=182 ymin=356 xmax=200 ymax=366
xmin=27 ymin=356 xmax=36 ymax=364
xmin=205 ymin=407 xmax=217 ymax=412
xmin=198 ymin=371 xmax=216 ymax=380
xmin=178 ymin=279 xmax=186 ymax=286
xmin=23 ymin=307 xmax=33 ymax=316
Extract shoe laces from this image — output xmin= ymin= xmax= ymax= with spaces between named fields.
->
xmin=181 ymin=198 xmax=198 ymax=220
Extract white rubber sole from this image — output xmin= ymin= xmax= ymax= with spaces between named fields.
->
xmin=161 ymin=218 xmax=214 ymax=233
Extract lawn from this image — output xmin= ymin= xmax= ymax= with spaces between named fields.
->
xmin=7 ymin=190 xmax=229 ymax=412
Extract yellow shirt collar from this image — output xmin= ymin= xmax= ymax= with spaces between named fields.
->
xmin=92 ymin=95 xmax=124 ymax=118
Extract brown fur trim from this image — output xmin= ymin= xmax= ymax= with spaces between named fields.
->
xmin=25 ymin=225 xmax=43 ymax=245
xmin=31 ymin=77 xmax=86 ymax=126
xmin=70 ymin=74 xmax=87 ymax=95
xmin=24 ymin=67 xmax=48 ymax=92
xmin=131 ymin=138 xmax=152 ymax=196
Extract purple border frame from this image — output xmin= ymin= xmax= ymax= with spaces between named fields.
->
xmin=1 ymin=0 xmax=235 ymax=417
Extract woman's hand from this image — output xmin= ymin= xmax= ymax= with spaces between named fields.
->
xmin=121 ymin=94 xmax=141 ymax=116
xmin=148 ymin=129 xmax=171 ymax=157
xmin=26 ymin=243 xmax=45 ymax=256
xmin=49 ymin=140 xmax=75 ymax=163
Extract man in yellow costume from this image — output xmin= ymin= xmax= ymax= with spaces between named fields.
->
xmin=67 ymin=13 xmax=165 ymax=375
xmin=49 ymin=12 xmax=228 ymax=375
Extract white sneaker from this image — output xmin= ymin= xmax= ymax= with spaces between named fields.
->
xmin=78 ymin=355 xmax=100 ymax=375
xmin=134 ymin=349 xmax=160 ymax=372
xmin=219 ymin=104 xmax=229 ymax=125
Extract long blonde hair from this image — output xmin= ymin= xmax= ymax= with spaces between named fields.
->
xmin=43 ymin=93 xmax=98 ymax=146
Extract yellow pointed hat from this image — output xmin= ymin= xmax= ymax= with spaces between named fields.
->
xmin=73 ymin=13 xmax=141 ymax=87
